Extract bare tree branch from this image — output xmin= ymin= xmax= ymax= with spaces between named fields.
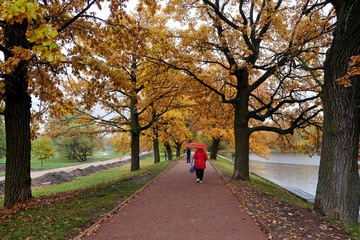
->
xmin=250 ymin=105 xmax=321 ymax=134
xmin=57 ymin=0 xmax=99 ymax=33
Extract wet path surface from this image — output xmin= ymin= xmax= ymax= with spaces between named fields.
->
xmin=85 ymin=160 xmax=267 ymax=240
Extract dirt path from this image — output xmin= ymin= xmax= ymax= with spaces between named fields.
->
xmin=0 ymin=156 xmax=129 ymax=183
xmin=0 ymin=152 xmax=155 ymax=183
xmin=83 ymin=159 xmax=267 ymax=240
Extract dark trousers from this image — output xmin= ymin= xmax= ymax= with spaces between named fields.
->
xmin=187 ymin=154 xmax=191 ymax=163
xmin=196 ymin=169 xmax=204 ymax=181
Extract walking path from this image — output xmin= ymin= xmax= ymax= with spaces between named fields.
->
xmin=82 ymin=159 xmax=267 ymax=240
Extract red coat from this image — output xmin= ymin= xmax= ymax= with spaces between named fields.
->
xmin=193 ymin=148 xmax=208 ymax=169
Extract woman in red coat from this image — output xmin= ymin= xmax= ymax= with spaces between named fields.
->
xmin=193 ymin=148 xmax=208 ymax=183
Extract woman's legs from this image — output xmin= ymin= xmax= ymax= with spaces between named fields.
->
xmin=196 ymin=169 xmax=200 ymax=181
xmin=195 ymin=169 xmax=204 ymax=182
xmin=198 ymin=169 xmax=204 ymax=181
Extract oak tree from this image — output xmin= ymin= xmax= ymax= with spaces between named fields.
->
xmin=313 ymin=0 xmax=360 ymax=224
xmin=62 ymin=7 xmax=187 ymax=171
xmin=190 ymin=86 xmax=234 ymax=159
xmin=157 ymin=0 xmax=330 ymax=180
xmin=0 ymin=0 xmax=127 ymax=207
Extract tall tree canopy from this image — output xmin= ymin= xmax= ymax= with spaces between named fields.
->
xmin=60 ymin=7 xmax=188 ymax=171
xmin=0 ymin=0 xmax=127 ymax=207
xmin=190 ymin=85 xmax=234 ymax=159
xmin=1 ymin=0 xmax=358 ymax=225
xmin=154 ymin=0 xmax=331 ymax=180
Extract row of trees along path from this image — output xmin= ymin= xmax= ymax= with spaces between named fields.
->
xmin=0 ymin=0 xmax=359 ymax=225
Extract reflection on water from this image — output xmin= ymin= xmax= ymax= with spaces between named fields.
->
xmin=219 ymin=151 xmax=320 ymax=196
xmin=249 ymin=159 xmax=319 ymax=196
xmin=249 ymin=152 xmax=320 ymax=165
xmin=249 ymin=152 xmax=320 ymax=195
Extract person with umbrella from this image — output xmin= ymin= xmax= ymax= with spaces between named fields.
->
xmin=187 ymin=142 xmax=208 ymax=183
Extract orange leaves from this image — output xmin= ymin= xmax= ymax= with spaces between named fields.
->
xmin=249 ymin=132 xmax=273 ymax=159
xmin=11 ymin=47 xmax=32 ymax=60
xmin=157 ymin=108 xmax=193 ymax=143
xmin=0 ymin=189 xmax=86 ymax=216
xmin=336 ymin=55 xmax=360 ymax=87
xmin=109 ymin=132 xmax=131 ymax=154
xmin=0 ymin=46 xmax=30 ymax=72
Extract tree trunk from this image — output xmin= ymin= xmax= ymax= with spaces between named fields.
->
xmin=130 ymin=91 xmax=140 ymax=171
xmin=164 ymin=142 xmax=172 ymax=160
xmin=233 ymin=115 xmax=250 ymax=180
xmin=232 ymin=72 xmax=250 ymax=180
xmin=131 ymin=130 xmax=140 ymax=171
xmin=175 ymin=143 xmax=181 ymax=157
xmin=210 ymin=137 xmax=221 ymax=160
xmin=129 ymin=56 xmax=142 ymax=172
xmin=4 ymin=20 xmax=32 ymax=208
xmin=314 ymin=0 xmax=360 ymax=224
xmin=164 ymin=150 xmax=167 ymax=161
xmin=4 ymin=92 xmax=32 ymax=207
xmin=153 ymin=127 xmax=160 ymax=163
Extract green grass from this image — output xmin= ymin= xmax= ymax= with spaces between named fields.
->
xmin=32 ymin=154 xmax=162 ymax=197
xmin=324 ymin=217 xmax=360 ymax=240
xmin=210 ymin=157 xmax=313 ymax=209
xmin=0 ymin=155 xmax=179 ymax=240
xmin=342 ymin=223 xmax=360 ymax=240
xmin=0 ymin=151 xmax=127 ymax=175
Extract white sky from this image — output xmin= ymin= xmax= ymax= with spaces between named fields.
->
xmin=90 ymin=0 xmax=139 ymax=19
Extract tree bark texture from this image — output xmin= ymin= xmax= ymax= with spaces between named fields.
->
xmin=232 ymin=80 xmax=250 ymax=180
xmin=210 ymin=137 xmax=221 ymax=160
xmin=153 ymin=128 xmax=160 ymax=163
xmin=4 ymin=21 xmax=32 ymax=207
xmin=130 ymin=95 xmax=140 ymax=172
xmin=164 ymin=142 xmax=173 ymax=160
xmin=175 ymin=143 xmax=181 ymax=157
xmin=130 ymin=131 xmax=140 ymax=171
xmin=314 ymin=0 xmax=360 ymax=224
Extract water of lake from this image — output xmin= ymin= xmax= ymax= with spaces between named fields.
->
xmin=249 ymin=152 xmax=319 ymax=196
xmin=219 ymin=151 xmax=320 ymax=196
xmin=219 ymin=151 xmax=360 ymax=220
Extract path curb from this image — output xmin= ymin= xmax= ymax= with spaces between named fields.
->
xmin=74 ymin=160 xmax=179 ymax=240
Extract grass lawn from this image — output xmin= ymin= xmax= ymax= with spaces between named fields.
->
xmin=0 ymin=150 xmax=127 ymax=175
xmin=0 ymin=154 xmax=179 ymax=240
xmin=32 ymin=154 xmax=164 ymax=197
